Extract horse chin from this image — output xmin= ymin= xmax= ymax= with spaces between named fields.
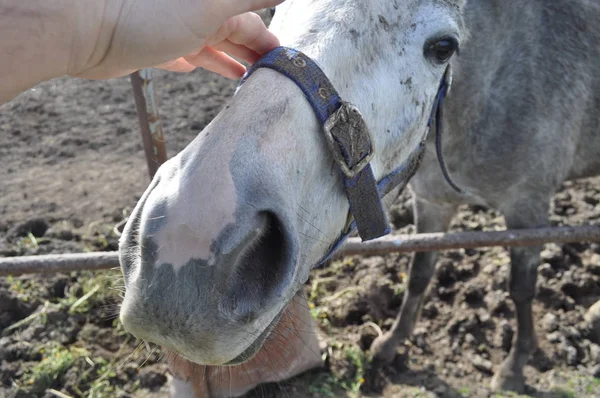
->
xmin=224 ymin=304 xmax=287 ymax=365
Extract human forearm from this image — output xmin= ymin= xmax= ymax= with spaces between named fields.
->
xmin=0 ymin=0 xmax=284 ymax=105
xmin=0 ymin=1 xmax=76 ymax=104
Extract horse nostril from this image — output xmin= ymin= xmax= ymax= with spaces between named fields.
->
xmin=221 ymin=211 xmax=295 ymax=321
xmin=243 ymin=211 xmax=286 ymax=268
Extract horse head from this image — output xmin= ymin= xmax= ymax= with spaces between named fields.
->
xmin=118 ymin=0 xmax=468 ymax=366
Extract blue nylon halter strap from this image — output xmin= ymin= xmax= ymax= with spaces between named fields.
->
xmin=240 ymin=47 xmax=390 ymax=242
xmin=237 ymin=46 xmax=453 ymax=267
xmin=314 ymin=140 xmax=426 ymax=267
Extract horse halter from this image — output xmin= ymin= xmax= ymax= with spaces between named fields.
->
xmin=237 ymin=47 xmax=460 ymax=265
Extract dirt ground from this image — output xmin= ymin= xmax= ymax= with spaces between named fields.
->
xmin=1 ymin=13 xmax=600 ymax=398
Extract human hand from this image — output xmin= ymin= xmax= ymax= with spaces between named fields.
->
xmin=68 ymin=0 xmax=284 ymax=80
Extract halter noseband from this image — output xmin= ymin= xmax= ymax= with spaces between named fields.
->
xmin=237 ymin=47 xmax=458 ymax=266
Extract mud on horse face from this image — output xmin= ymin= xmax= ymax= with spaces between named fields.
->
xmin=118 ymin=0 xmax=467 ymax=367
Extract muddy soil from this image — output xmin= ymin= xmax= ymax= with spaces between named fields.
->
xmin=1 ymin=13 xmax=600 ymax=398
xmin=0 ymin=56 xmax=239 ymax=398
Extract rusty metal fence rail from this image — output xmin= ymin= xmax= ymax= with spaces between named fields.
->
xmin=1 ymin=70 xmax=599 ymax=277
xmin=1 ymin=225 xmax=600 ymax=277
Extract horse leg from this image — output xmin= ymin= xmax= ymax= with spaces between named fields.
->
xmin=491 ymin=198 xmax=549 ymax=392
xmin=370 ymin=197 xmax=455 ymax=366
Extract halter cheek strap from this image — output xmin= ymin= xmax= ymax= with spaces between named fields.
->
xmin=428 ymin=66 xmax=463 ymax=194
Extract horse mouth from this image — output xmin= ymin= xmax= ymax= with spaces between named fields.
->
xmin=224 ymin=305 xmax=286 ymax=365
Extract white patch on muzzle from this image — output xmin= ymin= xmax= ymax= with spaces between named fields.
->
xmin=140 ymin=139 xmax=239 ymax=271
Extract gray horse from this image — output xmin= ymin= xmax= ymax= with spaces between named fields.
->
xmin=118 ymin=0 xmax=600 ymax=394
xmin=371 ymin=0 xmax=600 ymax=392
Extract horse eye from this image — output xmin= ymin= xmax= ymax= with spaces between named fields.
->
xmin=426 ymin=38 xmax=458 ymax=64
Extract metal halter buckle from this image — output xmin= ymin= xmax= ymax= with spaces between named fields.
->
xmin=323 ymin=102 xmax=375 ymax=178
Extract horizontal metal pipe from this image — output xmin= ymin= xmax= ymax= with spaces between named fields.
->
xmin=339 ymin=225 xmax=600 ymax=257
xmin=0 ymin=252 xmax=121 ymax=277
xmin=1 ymin=225 xmax=599 ymax=277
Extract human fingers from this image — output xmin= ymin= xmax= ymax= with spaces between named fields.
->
xmin=211 ymin=40 xmax=262 ymax=65
xmin=206 ymin=12 xmax=280 ymax=56
xmin=184 ymin=47 xmax=246 ymax=79
xmin=155 ymin=58 xmax=197 ymax=73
